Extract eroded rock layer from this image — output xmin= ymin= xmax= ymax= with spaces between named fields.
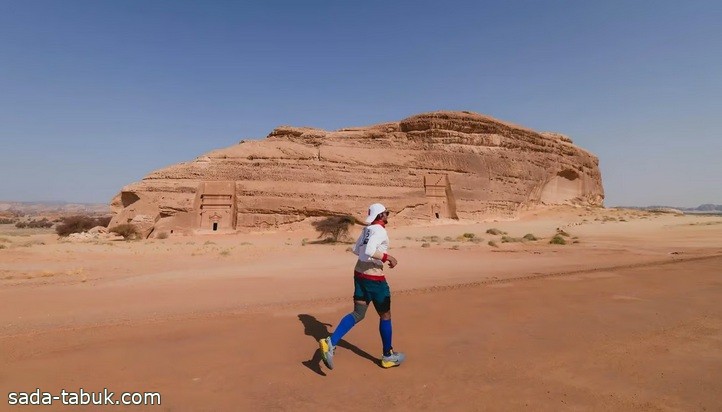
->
xmin=109 ymin=111 xmax=604 ymax=236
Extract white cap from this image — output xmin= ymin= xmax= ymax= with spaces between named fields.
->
xmin=364 ymin=203 xmax=387 ymax=224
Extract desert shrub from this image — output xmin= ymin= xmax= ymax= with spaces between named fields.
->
xmin=523 ymin=233 xmax=538 ymax=241
xmin=501 ymin=236 xmax=523 ymax=243
xmin=15 ymin=221 xmax=27 ymax=228
xmin=0 ymin=218 xmax=16 ymax=224
xmin=0 ymin=244 xmax=5 ymax=249
xmin=109 ymin=224 xmax=140 ymax=240
xmin=156 ymin=232 xmax=169 ymax=239
xmin=312 ymin=215 xmax=355 ymax=242
xmin=95 ymin=216 xmax=112 ymax=227
xmin=451 ymin=245 xmax=460 ymax=250
xmin=486 ymin=228 xmax=506 ymax=235
xmin=444 ymin=236 xmax=455 ymax=242
xmin=27 ymin=218 xmax=53 ymax=228
xmin=488 ymin=240 xmax=498 ymax=247
xmin=219 ymin=249 xmax=231 ymax=256
xmin=20 ymin=240 xmax=45 ymax=247
xmin=421 ymin=243 xmax=431 ymax=248
xmin=462 ymin=233 xmax=476 ymax=239
xmin=55 ymin=215 xmax=98 ymax=237
xmin=556 ymin=229 xmax=571 ymax=237
xmin=549 ymin=235 xmax=567 ymax=245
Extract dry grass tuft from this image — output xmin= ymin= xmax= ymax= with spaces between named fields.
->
xmin=109 ymin=224 xmax=141 ymax=240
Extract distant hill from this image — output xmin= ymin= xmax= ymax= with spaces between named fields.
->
xmin=692 ymin=204 xmax=722 ymax=212
xmin=618 ymin=204 xmax=722 ymax=213
xmin=0 ymin=201 xmax=110 ymax=217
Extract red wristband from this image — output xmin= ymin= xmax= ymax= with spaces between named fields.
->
xmin=382 ymin=253 xmax=388 ymax=263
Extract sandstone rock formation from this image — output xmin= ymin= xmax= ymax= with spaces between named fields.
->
xmin=109 ymin=111 xmax=604 ymax=236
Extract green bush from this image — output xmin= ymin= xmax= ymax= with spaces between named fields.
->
xmin=523 ymin=233 xmax=537 ymax=241
xmin=462 ymin=233 xmax=475 ymax=239
xmin=501 ymin=236 xmax=523 ymax=243
xmin=486 ymin=228 xmax=506 ymax=235
xmin=488 ymin=240 xmax=498 ymax=247
xmin=549 ymin=235 xmax=567 ymax=245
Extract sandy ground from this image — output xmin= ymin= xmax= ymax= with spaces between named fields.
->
xmin=1 ymin=207 xmax=721 ymax=411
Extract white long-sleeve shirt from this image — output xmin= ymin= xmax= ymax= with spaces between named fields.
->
xmin=352 ymin=223 xmax=389 ymax=278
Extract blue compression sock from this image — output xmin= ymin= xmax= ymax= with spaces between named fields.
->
xmin=330 ymin=314 xmax=356 ymax=346
xmin=379 ymin=319 xmax=393 ymax=356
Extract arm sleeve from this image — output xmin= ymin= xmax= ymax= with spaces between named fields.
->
xmin=364 ymin=229 xmax=386 ymax=260
xmin=351 ymin=231 xmax=364 ymax=256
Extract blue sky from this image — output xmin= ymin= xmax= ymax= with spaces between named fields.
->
xmin=1 ymin=1 xmax=720 ymax=207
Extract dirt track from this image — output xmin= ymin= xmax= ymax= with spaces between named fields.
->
xmin=2 ymin=255 xmax=721 ymax=411
xmin=2 ymin=211 xmax=721 ymax=411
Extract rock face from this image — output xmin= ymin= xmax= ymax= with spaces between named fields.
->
xmin=109 ymin=111 xmax=604 ymax=235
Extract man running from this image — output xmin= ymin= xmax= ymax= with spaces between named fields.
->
xmin=319 ymin=203 xmax=405 ymax=369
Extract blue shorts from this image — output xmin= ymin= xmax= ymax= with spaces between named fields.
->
xmin=353 ymin=275 xmax=391 ymax=312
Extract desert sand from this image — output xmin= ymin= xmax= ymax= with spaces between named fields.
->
xmin=1 ymin=207 xmax=721 ymax=411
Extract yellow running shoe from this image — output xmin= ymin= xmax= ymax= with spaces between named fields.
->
xmin=381 ymin=350 xmax=405 ymax=368
xmin=319 ymin=337 xmax=335 ymax=369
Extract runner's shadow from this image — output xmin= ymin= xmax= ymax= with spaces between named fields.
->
xmin=298 ymin=314 xmax=379 ymax=376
